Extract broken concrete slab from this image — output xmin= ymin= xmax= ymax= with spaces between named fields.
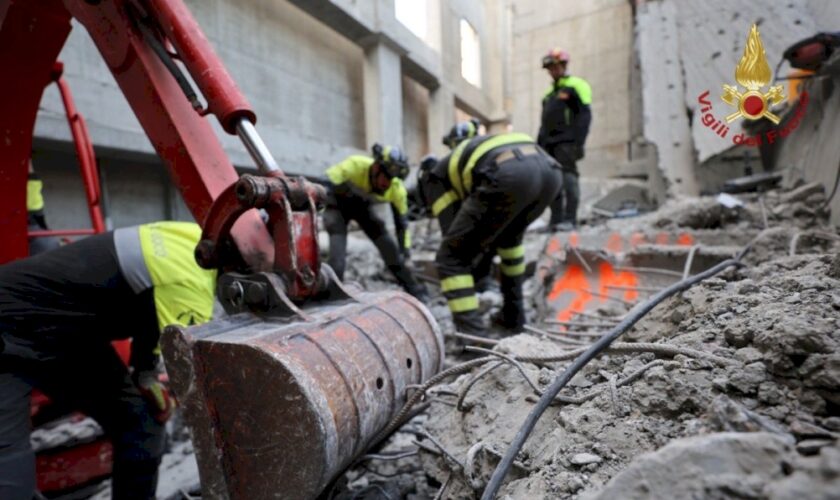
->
xmin=583 ymin=432 xmax=793 ymax=500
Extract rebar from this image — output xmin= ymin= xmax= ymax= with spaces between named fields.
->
xmin=482 ymin=257 xmax=743 ymax=499
xmin=545 ymin=319 xmax=618 ymax=328
xmin=420 ymin=429 xmax=465 ymax=470
xmin=457 ymin=361 xmax=504 ymax=412
xmin=433 ymin=474 xmax=452 ymax=500
xmin=451 ymin=331 xmax=500 ymax=346
xmin=374 ymin=356 xmax=495 ymax=443
xmin=358 ymin=450 xmax=420 ymax=462
xmin=523 ymin=325 xmax=588 ymax=346
xmin=465 ymin=347 xmax=542 ymax=394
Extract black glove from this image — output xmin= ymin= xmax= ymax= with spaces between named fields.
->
xmin=574 ymin=144 xmax=585 ymax=161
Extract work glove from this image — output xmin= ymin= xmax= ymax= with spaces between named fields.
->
xmin=133 ymin=369 xmax=174 ymax=424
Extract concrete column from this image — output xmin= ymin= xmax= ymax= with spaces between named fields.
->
xmin=363 ymin=40 xmax=403 ymax=147
xmin=427 ymin=85 xmax=454 ymax=153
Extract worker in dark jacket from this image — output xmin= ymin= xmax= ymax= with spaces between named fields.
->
xmin=0 ymin=221 xmax=217 ymax=500
xmin=417 ymin=123 xmax=563 ymax=334
xmin=324 ymin=144 xmax=427 ymax=300
xmin=537 ymin=49 xmax=592 ymax=229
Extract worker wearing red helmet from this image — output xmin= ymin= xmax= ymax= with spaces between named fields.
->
xmin=323 ymin=143 xmax=428 ymax=300
xmin=538 ymin=48 xmax=592 ymax=229
xmin=0 ymin=221 xmax=216 ymax=500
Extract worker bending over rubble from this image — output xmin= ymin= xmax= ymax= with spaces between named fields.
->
xmin=418 ymin=121 xmax=563 ymax=334
xmin=0 ymin=221 xmax=216 ymax=500
xmin=323 ymin=143 xmax=428 ymax=300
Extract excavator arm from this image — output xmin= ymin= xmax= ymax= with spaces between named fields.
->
xmin=0 ymin=1 xmax=442 ymax=498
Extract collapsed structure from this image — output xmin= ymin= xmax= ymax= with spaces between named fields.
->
xmin=5 ymin=0 xmax=838 ymax=498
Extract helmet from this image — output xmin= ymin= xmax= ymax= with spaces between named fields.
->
xmin=442 ymin=118 xmax=481 ymax=149
xmin=419 ymin=154 xmax=439 ymax=174
xmin=372 ymin=143 xmax=410 ymax=180
xmin=542 ymin=48 xmax=570 ymax=68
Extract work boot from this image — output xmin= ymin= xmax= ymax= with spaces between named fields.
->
xmin=490 ymin=307 xmax=526 ymax=333
xmin=388 ymin=265 xmax=428 ymax=302
xmin=497 ymin=275 xmax=526 ymax=332
xmin=453 ymin=310 xmax=486 ymax=336
xmin=405 ymin=282 xmax=430 ymax=303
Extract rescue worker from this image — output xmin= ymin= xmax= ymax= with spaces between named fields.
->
xmin=0 ymin=221 xmax=216 ymax=500
xmin=417 ymin=122 xmax=563 ymax=334
xmin=537 ymin=49 xmax=592 ymax=229
xmin=27 ymin=159 xmax=60 ymax=255
xmin=323 ymin=143 xmax=427 ymax=300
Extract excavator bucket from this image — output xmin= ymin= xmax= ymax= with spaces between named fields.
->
xmin=535 ymin=230 xmax=747 ymax=328
xmin=161 ymin=276 xmax=443 ymax=500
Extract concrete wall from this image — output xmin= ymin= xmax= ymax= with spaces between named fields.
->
xmin=635 ymin=0 xmax=832 ymax=198
xmin=510 ymin=0 xmax=634 ymax=178
xmin=402 ymin=76 xmax=430 ymax=162
xmin=31 ymin=145 xmax=194 ymax=233
xmin=37 ymin=0 xmax=368 ymax=174
xmin=25 ymin=0 xmax=522 ymax=231
xmin=772 ymin=53 xmax=840 ymax=227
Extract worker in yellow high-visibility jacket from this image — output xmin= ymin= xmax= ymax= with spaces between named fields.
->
xmin=0 ymin=221 xmax=216 ymax=500
xmin=323 ymin=143 xmax=427 ymax=300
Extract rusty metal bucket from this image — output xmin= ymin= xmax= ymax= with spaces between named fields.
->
xmin=161 ymin=273 xmax=443 ymax=499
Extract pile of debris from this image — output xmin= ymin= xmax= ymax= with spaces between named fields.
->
xmin=340 ymin=182 xmax=840 ymax=499
xmin=85 ymin=182 xmax=839 ymax=499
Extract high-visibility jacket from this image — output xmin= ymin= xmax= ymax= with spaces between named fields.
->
xmin=26 ymin=174 xmax=45 ymax=213
xmin=428 ymin=132 xmax=534 ymax=218
xmin=27 ymin=173 xmax=48 ymax=230
xmin=114 ymin=222 xmax=217 ymax=368
xmin=325 ymin=155 xmax=410 ymax=248
xmin=538 ymin=75 xmax=592 ymax=148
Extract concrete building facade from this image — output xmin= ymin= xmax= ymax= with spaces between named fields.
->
xmin=31 ymin=0 xmax=512 ymax=231
xmin=25 ymin=0 xmax=840 ymax=233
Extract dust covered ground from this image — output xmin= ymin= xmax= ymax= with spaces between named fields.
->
xmin=73 ymin=184 xmax=839 ymax=499
xmin=331 ymin=183 xmax=840 ymax=499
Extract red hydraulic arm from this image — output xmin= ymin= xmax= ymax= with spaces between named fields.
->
xmin=27 ymin=61 xmax=107 ymax=240
xmin=0 ymin=0 xmax=327 ymax=300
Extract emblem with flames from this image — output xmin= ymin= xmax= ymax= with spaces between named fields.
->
xmin=722 ymin=24 xmax=785 ymax=124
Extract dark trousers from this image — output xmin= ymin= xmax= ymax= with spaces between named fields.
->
xmin=548 ymin=143 xmax=581 ymax=226
xmin=323 ymin=198 xmax=422 ymax=296
xmin=0 ymin=345 xmax=165 ymax=500
xmin=0 ymin=233 xmax=165 ymax=500
xmin=438 ymin=151 xmax=563 ymax=329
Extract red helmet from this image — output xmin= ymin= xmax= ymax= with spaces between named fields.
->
xmin=542 ymin=48 xmax=570 ymax=68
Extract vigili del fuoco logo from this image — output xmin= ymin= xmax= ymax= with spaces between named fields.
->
xmin=697 ymin=24 xmax=808 ymax=147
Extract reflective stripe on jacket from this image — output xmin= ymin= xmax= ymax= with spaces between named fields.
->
xmin=430 ymin=132 xmax=534 ymax=216
xmin=114 ymin=222 xmax=217 ymax=333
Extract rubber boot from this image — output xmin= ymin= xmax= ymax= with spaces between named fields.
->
xmin=389 ymin=265 xmax=429 ymax=302
xmin=453 ymin=309 xmax=486 ymax=336
xmin=495 ymin=275 xmax=526 ymax=332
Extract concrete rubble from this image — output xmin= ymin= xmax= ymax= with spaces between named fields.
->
xmin=323 ymin=182 xmax=840 ymax=499
xmin=77 ymin=181 xmax=838 ymax=499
